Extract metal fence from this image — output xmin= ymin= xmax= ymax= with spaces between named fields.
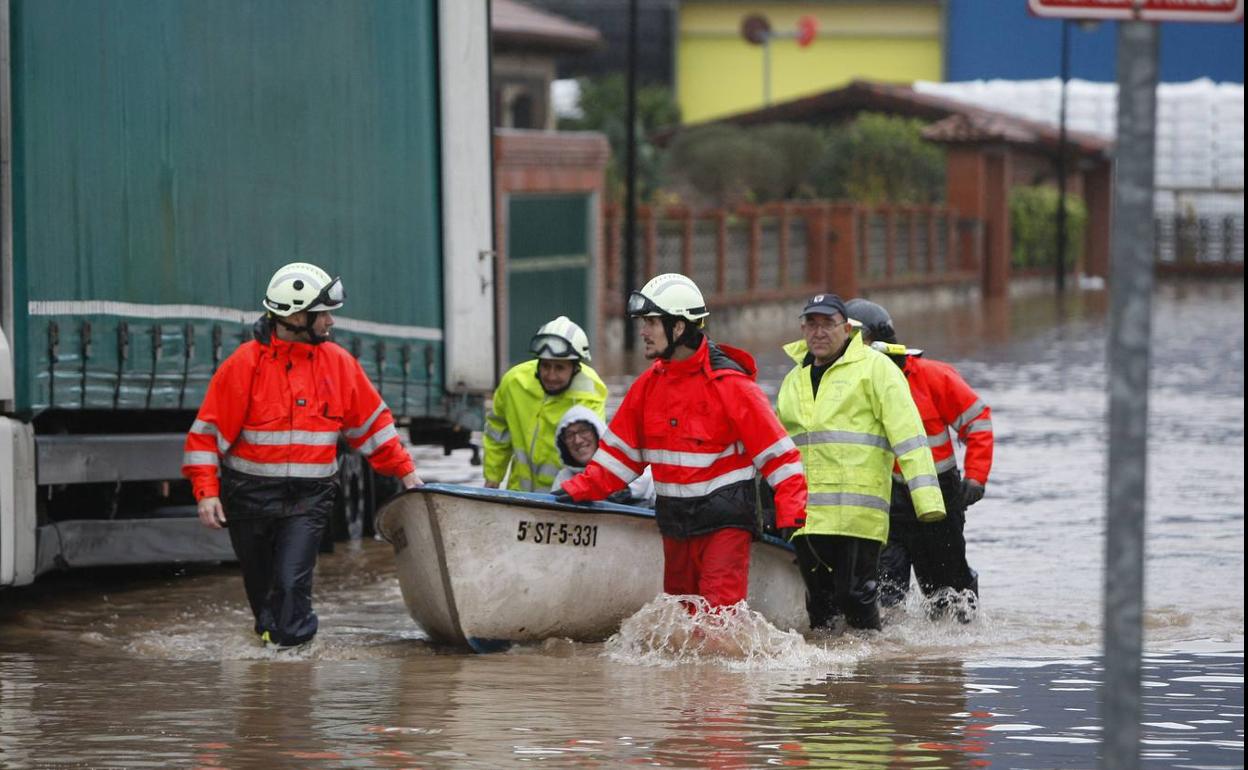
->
xmin=1154 ymin=189 xmax=1245 ymax=273
xmin=602 ymin=203 xmax=981 ymax=314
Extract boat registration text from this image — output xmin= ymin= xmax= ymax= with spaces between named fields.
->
xmin=516 ymin=521 xmax=599 ymax=547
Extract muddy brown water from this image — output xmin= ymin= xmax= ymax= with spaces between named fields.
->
xmin=1 ymin=282 xmax=1242 ymax=768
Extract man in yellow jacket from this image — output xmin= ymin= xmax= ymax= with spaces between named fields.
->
xmin=776 ymin=294 xmax=945 ymax=630
xmin=483 ymin=316 xmax=608 ymax=491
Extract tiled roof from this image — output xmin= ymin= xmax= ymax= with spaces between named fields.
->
xmin=492 ymin=0 xmax=603 ymax=53
xmin=660 ymin=79 xmax=1110 ymax=158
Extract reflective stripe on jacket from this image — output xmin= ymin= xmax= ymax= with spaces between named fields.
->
xmin=561 ymin=338 xmax=809 ymax=536
xmin=899 ymin=355 xmax=993 ymax=485
xmin=776 ymin=333 xmax=944 ymax=544
xmin=182 ymin=332 xmax=414 ymax=501
xmin=482 ymin=359 xmax=608 ymax=492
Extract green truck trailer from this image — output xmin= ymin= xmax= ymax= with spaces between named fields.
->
xmin=0 ymin=0 xmax=496 ymax=586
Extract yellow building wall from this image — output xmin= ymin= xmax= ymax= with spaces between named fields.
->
xmin=678 ymin=2 xmax=944 ymax=123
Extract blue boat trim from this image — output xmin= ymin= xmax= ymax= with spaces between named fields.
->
xmin=412 ymin=482 xmax=659 ymax=519
xmin=467 ymin=637 xmax=513 ymax=654
xmin=404 ymin=483 xmax=796 ymax=554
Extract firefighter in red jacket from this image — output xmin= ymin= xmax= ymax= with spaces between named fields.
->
xmin=183 ymin=263 xmax=421 ymax=648
xmin=556 ymin=273 xmax=808 ymax=609
xmin=845 ymin=299 xmax=992 ymax=621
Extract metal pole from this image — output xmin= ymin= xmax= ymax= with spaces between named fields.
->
xmin=1056 ymin=19 xmax=1070 ymax=294
xmin=622 ymin=0 xmax=639 ymax=353
xmin=763 ymin=35 xmax=771 ymax=106
xmin=1102 ymin=18 xmax=1158 ymax=770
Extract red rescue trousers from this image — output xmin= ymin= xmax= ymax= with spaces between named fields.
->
xmin=661 ymin=528 xmax=753 ymax=608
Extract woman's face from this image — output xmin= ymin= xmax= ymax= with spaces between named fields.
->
xmin=562 ymin=421 xmax=598 ymax=466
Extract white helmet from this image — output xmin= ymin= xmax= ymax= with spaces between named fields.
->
xmin=262 ymin=262 xmax=345 ymax=317
xmin=627 ymin=273 xmax=709 ymax=322
xmin=529 ymin=316 xmax=592 ymax=362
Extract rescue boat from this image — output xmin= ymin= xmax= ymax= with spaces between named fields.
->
xmin=375 ymin=483 xmax=808 ymax=652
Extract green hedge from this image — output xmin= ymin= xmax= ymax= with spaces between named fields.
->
xmin=1009 ymin=185 xmax=1087 ymax=269
xmin=663 ymin=113 xmax=945 ymax=206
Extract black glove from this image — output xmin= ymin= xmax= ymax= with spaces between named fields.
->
xmin=961 ymin=479 xmax=985 ymax=507
xmin=552 ymin=488 xmax=575 ymax=505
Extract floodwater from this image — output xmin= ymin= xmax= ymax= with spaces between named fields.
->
xmin=1 ymin=281 xmax=1243 ymax=768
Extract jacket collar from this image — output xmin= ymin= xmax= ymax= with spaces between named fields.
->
xmin=655 ymin=336 xmax=711 ymax=377
xmin=654 ymin=337 xmax=757 ymax=380
xmin=263 ymin=332 xmax=317 ymax=359
xmin=783 ymin=331 xmax=866 ymax=368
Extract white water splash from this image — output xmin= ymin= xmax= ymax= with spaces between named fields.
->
xmin=603 ymin=594 xmax=858 ymax=670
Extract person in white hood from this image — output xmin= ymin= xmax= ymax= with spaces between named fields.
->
xmin=552 ymin=405 xmax=656 ymax=508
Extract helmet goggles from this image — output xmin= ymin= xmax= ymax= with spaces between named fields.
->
xmin=307 ymin=276 xmax=345 ymax=312
xmin=529 ymin=333 xmax=578 ymax=359
xmin=627 ymin=289 xmax=707 ymax=320
xmin=626 ymin=291 xmax=659 ymax=317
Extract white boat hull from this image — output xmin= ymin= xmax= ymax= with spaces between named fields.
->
xmin=376 ymin=484 xmax=808 ymax=651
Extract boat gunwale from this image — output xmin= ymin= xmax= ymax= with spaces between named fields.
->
xmin=376 ymin=483 xmax=795 ymax=552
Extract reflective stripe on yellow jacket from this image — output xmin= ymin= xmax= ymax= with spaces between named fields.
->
xmin=483 ymin=360 xmax=608 ymax=491
xmin=776 ymin=333 xmax=945 ymax=543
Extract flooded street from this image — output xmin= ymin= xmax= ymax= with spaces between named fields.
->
xmin=1 ymin=281 xmax=1243 ymax=768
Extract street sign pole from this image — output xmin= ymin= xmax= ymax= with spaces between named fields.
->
xmin=1026 ymin=4 xmax=1235 ymax=767
xmin=762 ymin=35 xmax=771 ymax=106
xmin=1056 ymin=19 xmax=1071 ymax=294
xmin=1104 ymin=18 xmax=1159 ymax=770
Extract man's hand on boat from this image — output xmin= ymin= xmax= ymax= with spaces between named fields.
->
xmin=552 ymin=486 xmax=593 ymax=506
xmin=401 ymin=471 xmax=424 ymax=489
xmin=197 ymin=496 xmax=227 ymax=529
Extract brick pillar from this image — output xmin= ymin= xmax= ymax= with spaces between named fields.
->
xmin=946 ymin=148 xmax=985 ymax=222
xmin=827 ymin=205 xmax=860 ymax=298
xmin=983 ymin=151 xmax=1011 ymax=299
xmin=1084 ymin=162 xmax=1113 ymax=280
xmin=945 ymin=148 xmax=987 ymax=277
xmin=803 ymin=206 xmax=828 ymax=286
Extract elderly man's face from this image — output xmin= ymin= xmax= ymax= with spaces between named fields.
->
xmin=802 ymin=312 xmax=852 ymax=363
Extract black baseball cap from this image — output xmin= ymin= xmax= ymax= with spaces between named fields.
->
xmin=800 ymin=292 xmax=853 ymax=321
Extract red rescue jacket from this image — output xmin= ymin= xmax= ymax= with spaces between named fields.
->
xmin=899 ymin=355 xmax=993 ymax=485
xmin=182 ymin=330 xmax=414 ymax=501
xmin=561 ymin=338 xmax=808 ymax=535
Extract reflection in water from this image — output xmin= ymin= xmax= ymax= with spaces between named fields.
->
xmin=0 ymin=648 xmax=1237 ymax=768
xmin=0 ymin=282 xmax=1242 ymax=767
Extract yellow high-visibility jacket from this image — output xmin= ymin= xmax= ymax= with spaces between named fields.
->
xmin=483 ymin=360 xmax=608 ymax=491
xmin=776 ymin=333 xmax=945 ymax=543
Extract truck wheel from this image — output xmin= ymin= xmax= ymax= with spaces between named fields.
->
xmin=334 ymin=452 xmax=369 ymax=541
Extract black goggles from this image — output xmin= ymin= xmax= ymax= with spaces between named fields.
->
xmin=308 ymin=276 xmax=345 ymax=310
xmin=626 ymin=291 xmax=661 ymax=317
xmin=626 ymin=291 xmax=705 ymax=319
xmin=529 ymin=334 xmax=577 ymax=359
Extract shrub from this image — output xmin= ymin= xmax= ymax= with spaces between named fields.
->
xmin=812 ymin=113 xmax=945 ymax=204
xmin=663 ymin=114 xmax=943 ymax=206
xmin=664 ymin=124 xmax=762 ymax=205
xmin=1009 ymin=185 xmax=1087 ymax=269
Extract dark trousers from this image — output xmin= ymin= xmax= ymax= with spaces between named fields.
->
xmin=227 ymin=513 xmax=330 ymax=646
xmin=793 ymin=534 xmax=882 ymax=631
xmin=880 ymin=471 xmax=978 ymax=607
